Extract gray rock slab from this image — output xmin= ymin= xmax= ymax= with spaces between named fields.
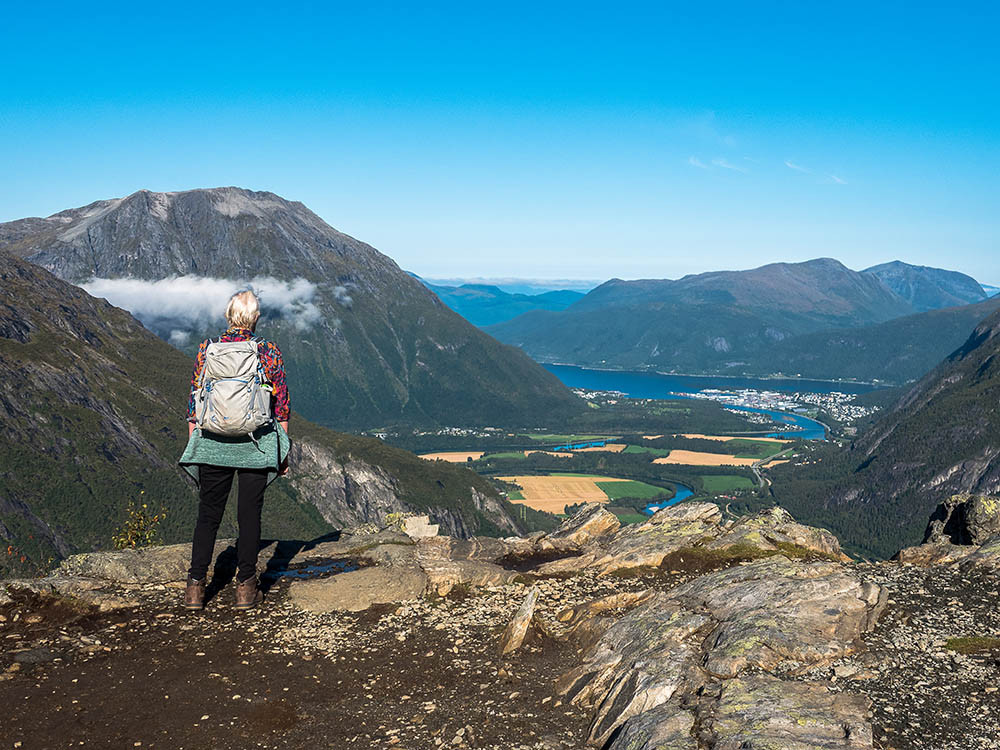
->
xmin=499 ymin=586 xmax=539 ymax=655
xmin=587 ymin=502 xmax=724 ymax=574
xmin=712 ymin=676 xmax=872 ymax=749
xmin=561 ymin=557 xmax=883 ymax=745
xmin=607 ymin=703 xmax=698 ymax=750
xmin=403 ymin=515 xmax=439 ymax=539
xmin=57 ymin=541 xmax=234 ymax=584
xmin=416 ymin=536 xmax=517 ymax=596
xmin=288 ymin=566 xmax=429 ymax=613
xmin=708 ymin=506 xmax=848 ymax=560
xmin=542 ymin=503 xmax=620 ymax=548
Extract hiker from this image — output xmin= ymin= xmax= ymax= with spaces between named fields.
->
xmin=178 ymin=289 xmax=291 ymax=611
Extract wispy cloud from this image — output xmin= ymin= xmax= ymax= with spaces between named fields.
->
xmin=784 ymin=160 xmax=811 ymax=173
xmin=711 ymin=158 xmax=748 ymax=173
xmin=688 ymin=156 xmax=709 ymax=169
xmin=685 ymin=112 xmax=739 ymax=150
xmin=828 ymin=174 xmax=848 ymax=185
xmin=81 ymin=275 xmax=325 ymax=345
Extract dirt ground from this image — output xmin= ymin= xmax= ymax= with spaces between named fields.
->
xmin=4 ymin=552 xmax=997 ymax=749
xmin=0 ymin=577 xmax=598 ymax=750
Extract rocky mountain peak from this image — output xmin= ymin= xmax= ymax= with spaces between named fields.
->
xmin=0 ymin=189 xmax=579 ymax=429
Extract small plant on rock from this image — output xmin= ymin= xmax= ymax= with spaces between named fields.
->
xmin=384 ymin=512 xmax=412 ymax=531
xmin=112 ymin=493 xmax=166 ymax=550
xmin=945 ymin=636 xmax=1000 ymax=655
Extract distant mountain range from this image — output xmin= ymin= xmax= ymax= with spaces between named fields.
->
xmin=420 ymin=277 xmax=600 ymax=295
xmin=0 ymin=247 xmax=547 ymax=574
xmin=487 ymin=258 xmax=993 ymax=384
xmin=770 ymin=306 xmax=1000 ymax=558
xmin=721 ymin=295 xmax=1000 ymax=383
xmin=862 ymin=260 xmax=987 ymax=312
xmin=416 ymin=278 xmax=585 ymax=326
xmin=0 ymin=188 xmax=580 ymax=431
xmin=983 ymin=284 xmax=1000 ymax=297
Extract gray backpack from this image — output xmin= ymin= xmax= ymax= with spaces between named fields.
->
xmin=193 ymin=339 xmax=273 ymax=436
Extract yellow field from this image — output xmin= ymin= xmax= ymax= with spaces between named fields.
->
xmin=679 ymin=433 xmax=791 ymax=444
xmin=572 ymin=443 xmax=627 ymax=453
xmin=653 ymin=450 xmax=758 ymax=467
xmin=642 ymin=434 xmax=664 ymax=440
xmin=419 ymin=451 xmax=485 ymax=462
xmin=497 ymin=474 xmax=630 ymax=513
xmin=524 ymin=450 xmax=573 ymax=458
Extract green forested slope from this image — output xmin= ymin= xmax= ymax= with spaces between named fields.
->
xmin=0 ymin=250 xmax=543 ymax=575
xmin=768 ymin=310 xmax=1000 ymax=558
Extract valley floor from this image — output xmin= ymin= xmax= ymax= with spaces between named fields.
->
xmin=2 ymin=557 xmax=999 ymax=749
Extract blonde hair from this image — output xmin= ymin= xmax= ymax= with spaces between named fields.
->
xmin=225 ymin=289 xmax=261 ymax=330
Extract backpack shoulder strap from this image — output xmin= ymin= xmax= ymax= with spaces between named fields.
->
xmin=196 ymin=338 xmax=215 ymax=388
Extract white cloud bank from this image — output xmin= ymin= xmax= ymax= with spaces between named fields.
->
xmin=82 ymin=275 xmax=327 ymax=344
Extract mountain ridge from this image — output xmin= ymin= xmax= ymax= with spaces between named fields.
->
xmin=0 ymin=187 xmax=580 ymax=431
xmin=488 ymin=257 xmax=998 ymax=385
xmin=419 ymin=278 xmax=585 ymax=326
xmin=862 ymin=260 xmax=986 ymax=312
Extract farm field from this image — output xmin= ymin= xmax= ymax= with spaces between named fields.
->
xmin=623 ymin=444 xmax=672 ymax=457
xmin=419 ymin=451 xmax=485 ymax=462
xmin=484 ymin=451 xmax=530 ymax=460
xmin=653 ymin=451 xmax=759 ymax=467
xmin=725 ymin=439 xmax=788 ymax=458
xmin=680 ymin=433 xmax=790 ymax=444
xmin=700 ymin=474 xmax=756 ymax=492
xmin=572 ymin=444 xmax=627 ymax=453
xmin=596 ymin=480 xmax=670 ymax=500
xmin=496 ymin=474 xmax=667 ymax=514
xmin=522 ymin=433 xmax=609 ymax=443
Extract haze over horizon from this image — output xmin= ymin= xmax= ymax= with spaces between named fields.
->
xmin=2 ymin=2 xmax=997 ymax=282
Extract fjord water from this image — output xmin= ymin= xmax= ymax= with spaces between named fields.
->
xmin=543 ymin=364 xmax=881 ymax=397
xmin=540 ymin=364 xmax=858 ymax=510
xmin=542 ymin=364 xmax=865 ymax=441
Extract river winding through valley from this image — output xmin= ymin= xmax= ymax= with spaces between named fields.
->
xmin=542 ymin=364 xmax=880 ymax=512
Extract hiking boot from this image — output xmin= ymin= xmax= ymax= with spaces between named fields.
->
xmin=183 ymin=577 xmax=206 ymax=610
xmin=235 ymin=575 xmax=262 ymax=610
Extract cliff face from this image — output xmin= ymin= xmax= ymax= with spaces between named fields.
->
xmin=0 ymin=248 xmax=529 ymax=575
xmin=824 ymin=310 xmax=1000 ymax=552
xmin=0 ymin=187 xmax=580 ymax=430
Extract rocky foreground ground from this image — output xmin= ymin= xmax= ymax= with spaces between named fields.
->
xmin=3 ymin=500 xmax=1000 ymax=750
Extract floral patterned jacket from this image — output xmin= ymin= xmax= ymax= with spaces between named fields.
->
xmin=187 ymin=326 xmax=290 ymax=423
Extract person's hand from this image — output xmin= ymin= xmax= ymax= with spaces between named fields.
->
xmin=279 ymin=458 xmax=290 ymax=477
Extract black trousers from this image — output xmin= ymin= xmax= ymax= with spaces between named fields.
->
xmin=188 ymin=465 xmax=268 ymax=583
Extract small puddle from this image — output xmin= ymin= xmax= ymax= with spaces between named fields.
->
xmin=497 ymin=549 xmax=583 ymax=573
xmin=261 ymin=558 xmax=362 ymax=583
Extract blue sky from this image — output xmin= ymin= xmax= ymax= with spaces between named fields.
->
xmin=2 ymin=1 xmax=997 ymax=282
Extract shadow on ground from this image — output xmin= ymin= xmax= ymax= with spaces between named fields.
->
xmin=204 ymin=531 xmax=344 ymax=603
